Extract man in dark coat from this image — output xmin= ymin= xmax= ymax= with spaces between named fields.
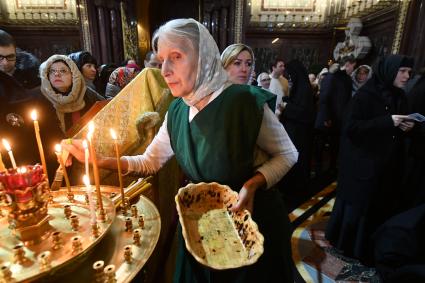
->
xmin=314 ymin=56 xmax=357 ymax=173
xmin=0 ymin=29 xmax=40 ymax=92
xmin=326 ymin=55 xmax=415 ymax=265
xmin=315 ymin=56 xmax=357 ymax=132
xmin=0 ymin=30 xmax=63 ymax=180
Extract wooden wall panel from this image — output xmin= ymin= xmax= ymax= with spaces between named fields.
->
xmin=246 ymin=30 xmax=332 ymax=74
xmin=3 ymin=26 xmax=80 ymax=62
xmin=246 ymin=6 xmax=398 ymax=74
xmin=84 ymin=0 xmax=124 ymax=65
xmin=400 ymin=0 xmax=425 ymax=70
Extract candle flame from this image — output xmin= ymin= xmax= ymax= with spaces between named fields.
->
xmin=88 ymin=121 xmax=95 ymax=134
xmin=18 ymin=166 xmax=27 ymax=174
xmin=82 ymin=140 xmax=88 ymax=149
xmin=110 ymin=129 xmax=117 ymax=140
xmin=54 ymin=144 xmax=62 ymax=153
xmin=83 ymin=174 xmax=90 ymax=186
xmin=30 ymin=109 xmax=38 ymax=121
xmin=2 ymin=139 xmax=11 ymax=151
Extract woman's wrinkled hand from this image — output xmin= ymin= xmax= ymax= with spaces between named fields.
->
xmin=60 ymin=139 xmax=86 ymax=166
xmin=230 ymin=186 xmax=256 ymax=214
xmin=230 ymin=173 xmax=266 ymax=214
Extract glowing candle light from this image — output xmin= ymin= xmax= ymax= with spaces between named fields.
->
xmin=30 ymin=110 xmax=49 ymax=182
xmin=2 ymin=139 xmax=17 ymax=169
xmin=82 ymin=140 xmax=89 ymax=178
xmin=110 ymin=129 xmax=125 ymax=209
xmin=83 ymin=174 xmax=97 ymax=224
xmin=54 ymin=144 xmax=71 ymax=194
xmin=87 ymin=121 xmax=104 ymax=213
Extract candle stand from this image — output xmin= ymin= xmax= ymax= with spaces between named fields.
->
xmin=0 ymin=168 xmax=160 ymax=283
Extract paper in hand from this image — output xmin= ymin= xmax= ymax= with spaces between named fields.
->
xmin=407 ymin=113 xmax=425 ymax=123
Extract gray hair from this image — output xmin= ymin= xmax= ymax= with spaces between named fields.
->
xmin=152 ymin=19 xmax=200 ymax=57
xmin=150 ymin=18 xmax=228 ymax=107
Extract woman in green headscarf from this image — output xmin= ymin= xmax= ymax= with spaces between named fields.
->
xmin=63 ymin=18 xmax=298 ymax=282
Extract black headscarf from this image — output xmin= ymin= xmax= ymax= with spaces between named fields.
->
xmin=281 ymin=59 xmax=315 ymax=124
xmin=68 ymin=51 xmax=97 ymax=71
xmin=373 ymin=55 xmax=414 ymax=87
xmin=364 ymin=55 xmax=414 ymax=113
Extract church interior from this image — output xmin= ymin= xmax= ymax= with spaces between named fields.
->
xmin=0 ymin=0 xmax=424 ymax=282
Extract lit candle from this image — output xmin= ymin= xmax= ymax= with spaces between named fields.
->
xmin=83 ymin=174 xmax=97 ymax=224
xmin=87 ymin=121 xmax=104 ymax=212
xmin=54 ymin=144 xmax=71 ymax=194
xmin=110 ymin=129 xmax=125 ymax=208
xmin=30 ymin=110 xmax=49 ymax=182
xmin=82 ymin=140 xmax=89 ymax=178
xmin=2 ymin=139 xmax=17 ymax=169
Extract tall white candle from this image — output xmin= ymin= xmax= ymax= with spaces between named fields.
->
xmin=83 ymin=140 xmax=89 ymax=178
xmin=30 ymin=109 xmax=48 ymax=182
xmin=83 ymin=174 xmax=97 ymax=225
xmin=87 ymin=121 xmax=104 ymax=212
xmin=110 ymin=129 xmax=125 ymax=207
xmin=2 ymin=139 xmax=17 ymax=169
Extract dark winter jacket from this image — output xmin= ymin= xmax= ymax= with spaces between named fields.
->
xmin=0 ymin=71 xmax=64 ymax=180
xmin=13 ymin=49 xmax=41 ymax=89
xmin=315 ymin=69 xmax=353 ymax=131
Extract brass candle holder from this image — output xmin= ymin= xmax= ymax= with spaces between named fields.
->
xmin=0 ymin=165 xmax=51 ymax=244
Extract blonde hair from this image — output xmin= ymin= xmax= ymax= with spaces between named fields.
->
xmin=220 ymin=43 xmax=254 ymax=69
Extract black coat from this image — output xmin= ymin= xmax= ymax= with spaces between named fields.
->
xmin=337 ymin=75 xmax=409 ymax=207
xmin=279 ymin=60 xmax=315 ymax=191
xmin=13 ymin=49 xmax=41 ymax=90
xmin=374 ymin=204 xmax=425 ymax=283
xmin=404 ymin=74 xmax=425 ymax=208
xmin=326 ymin=55 xmax=414 ymax=263
xmin=315 ymin=69 xmax=353 ymax=131
xmin=407 ymin=74 xmax=425 ymax=159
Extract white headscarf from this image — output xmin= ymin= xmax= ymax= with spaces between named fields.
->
xmin=153 ymin=18 xmax=228 ymax=107
xmin=39 ymin=54 xmax=86 ymax=132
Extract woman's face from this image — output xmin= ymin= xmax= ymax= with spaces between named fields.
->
xmin=225 ymin=50 xmax=253 ymax=84
xmin=49 ymin=62 xmax=72 ymax=93
xmin=157 ymin=36 xmax=198 ymax=98
xmin=393 ymin=67 xmax=411 ymax=88
xmin=82 ymin=63 xmax=97 ymax=81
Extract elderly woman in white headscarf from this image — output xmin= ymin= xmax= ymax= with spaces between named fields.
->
xmin=39 ymin=54 xmax=104 ymax=134
xmin=62 ymin=18 xmax=297 ymax=283
xmin=257 ymin=72 xmax=271 ymax=89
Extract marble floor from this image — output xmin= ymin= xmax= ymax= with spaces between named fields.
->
xmin=290 ymin=183 xmax=382 ymax=283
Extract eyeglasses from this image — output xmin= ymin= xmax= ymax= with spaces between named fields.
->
xmin=260 ymin=78 xmax=271 ymax=82
xmin=49 ymin=69 xmax=70 ymax=76
xmin=0 ymin=54 xmax=16 ymax=62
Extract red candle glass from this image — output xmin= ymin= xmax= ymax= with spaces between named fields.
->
xmin=0 ymin=164 xmax=43 ymax=203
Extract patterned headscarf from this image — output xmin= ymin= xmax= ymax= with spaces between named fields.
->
xmin=153 ymin=18 xmax=228 ymax=106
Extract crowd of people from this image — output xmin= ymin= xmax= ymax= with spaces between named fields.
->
xmin=1 ymin=17 xmax=424 ymax=282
